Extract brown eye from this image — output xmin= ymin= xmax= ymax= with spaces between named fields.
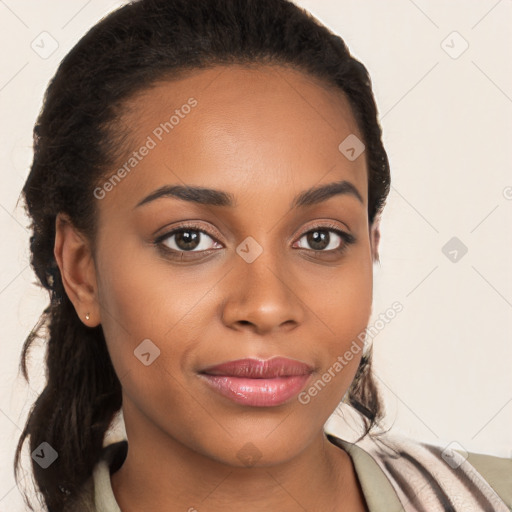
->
xmin=294 ymin=225 xmax=355 ymax=253
xmin=154 ymin=221 xmax=355 ymax=261
xmin=299 ymin=229 xmax=336 ymax=251
xmin=159 ymin=227 xmax=221 ymax=252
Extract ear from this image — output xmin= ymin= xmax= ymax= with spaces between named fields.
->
xmin=370 ymin=216 xmax=381 ymax=264
xmin=53 ymin=212 xmax=101 ymax=327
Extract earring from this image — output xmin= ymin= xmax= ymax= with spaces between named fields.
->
xmin=85 ymin=313 xmax=90 ymax=321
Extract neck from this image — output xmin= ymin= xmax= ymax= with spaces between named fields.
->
xmin=111 ymin=401 xmax=367 ymax=512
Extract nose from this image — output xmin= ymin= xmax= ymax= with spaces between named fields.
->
xmin=220 ymin=244 xmax=305 ymax=336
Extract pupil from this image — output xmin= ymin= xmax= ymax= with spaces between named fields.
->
xmin=308 ymin=230 xmax=328 ymax=250
xmin=177 ymin=230 xmax=200 ymax=250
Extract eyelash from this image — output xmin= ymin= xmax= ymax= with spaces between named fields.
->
xmin=153 ymin=222 xmax=356 ymax=260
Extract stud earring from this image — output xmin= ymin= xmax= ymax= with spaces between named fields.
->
xmin=85 ymin=313 xmax=90 ymax=321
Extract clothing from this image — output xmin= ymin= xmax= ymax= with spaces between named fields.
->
xmin=63 ymin=424 xmax=512 ymax=511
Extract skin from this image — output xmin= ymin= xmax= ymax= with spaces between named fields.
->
xmin=54 ymin=64 xmax=380 ymax=511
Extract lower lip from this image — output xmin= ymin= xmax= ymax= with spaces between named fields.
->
xmin=199 ymin=374 xmax=312 ymax=407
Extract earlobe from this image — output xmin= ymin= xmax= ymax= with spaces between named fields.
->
xmin=53 ymin=212 xmax=101 ymax=326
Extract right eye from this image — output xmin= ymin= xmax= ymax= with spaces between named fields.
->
xmin=154 ymin=224 xmax=223 ymax=256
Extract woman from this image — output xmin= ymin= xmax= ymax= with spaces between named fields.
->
xmin=14 ymin=0 xmax=511 ymax=510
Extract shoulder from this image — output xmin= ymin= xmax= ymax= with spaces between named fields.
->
xmin=337 ymin=430 xmax=512 ymax=511
xmin=62 ymin=440 xmax=127 ymax=512
xmin=464 ymin=448 xmax=512 ymax=508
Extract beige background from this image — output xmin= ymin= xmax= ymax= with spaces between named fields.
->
xmin=1 ymin=0 xmax=511 ymax=509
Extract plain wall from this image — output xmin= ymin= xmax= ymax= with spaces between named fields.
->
xmin=1 ymin=0 xmax=511 ymax=509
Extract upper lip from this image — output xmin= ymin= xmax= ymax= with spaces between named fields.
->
xmin=200 ymin=357 xmax=314 ymax=378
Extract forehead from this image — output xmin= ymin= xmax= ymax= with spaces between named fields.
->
xmin=103 ymin=63 xmax=367 ymax=210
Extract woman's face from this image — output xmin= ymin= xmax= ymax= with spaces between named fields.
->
xmin=92 ymin=64 xmax=374 ymax=465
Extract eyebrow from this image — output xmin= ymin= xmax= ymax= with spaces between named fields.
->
xmin=133 ymin=179 xmax=364 ymax=210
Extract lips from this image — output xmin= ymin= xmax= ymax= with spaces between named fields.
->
xmin=198 ymin=357 xmax=314 ymax=407
xmin=199 ymin=357 xmax=314 ymax=378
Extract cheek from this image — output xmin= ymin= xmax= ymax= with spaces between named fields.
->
xmin=308 ymin=244 xmax=373 ymax=347
xmin=94 ymin=233 xmax=219 ymax=380
xmin=299 ymin=246 xmax=373 ymax=404
xmin=94 ymin=251 xmax=198 ymax=430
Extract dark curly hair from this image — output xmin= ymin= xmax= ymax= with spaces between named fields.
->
xmin=14 ymin=0 xmax=391 ymax=510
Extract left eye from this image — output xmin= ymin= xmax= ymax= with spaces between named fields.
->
xmin=294 ymin=227 xmax=350 ymax=252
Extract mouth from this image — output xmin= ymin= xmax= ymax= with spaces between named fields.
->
xmin=198 ymin=357 xmax=314 ymax=407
